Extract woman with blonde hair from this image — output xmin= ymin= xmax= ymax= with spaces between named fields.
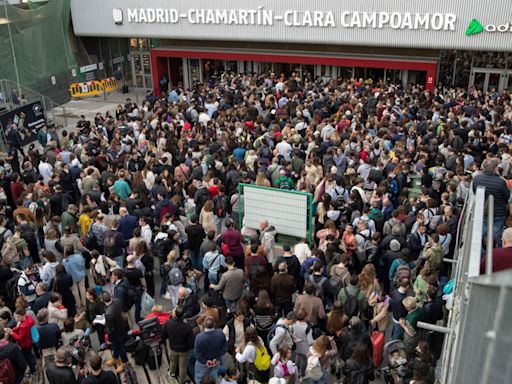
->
xmin=159 ymin=249 xmax=179 ymax=296
xmin=358 ymin=264 xmax=381 ymax=298
xmin=44 ymin=227 xmax=63 ymax=260
xmin=307 ymin=335 xmax=337 ymax=384
xmin=255 ymin=171 xmax=271 ymax=187
xmin=199 ymin=199 xmax=216 ymax=234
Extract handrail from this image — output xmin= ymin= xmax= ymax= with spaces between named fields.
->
xmin=485 ymin=195 xmax=494 ymax=275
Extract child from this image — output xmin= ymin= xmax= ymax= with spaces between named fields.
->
xmin=220 ymin=366 xmax=240 ymax=384
xmin=271 ymin=345 xmax=298 ymax=383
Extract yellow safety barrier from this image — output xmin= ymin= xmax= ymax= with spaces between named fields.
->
xmin=101 ymin=77 xmax=118 ymax=93
xmin=69 ymin=80 xmax=103 ymax=98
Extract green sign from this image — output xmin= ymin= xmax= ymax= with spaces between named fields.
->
xmin=466 ymin=18 xmax=484 ymax=36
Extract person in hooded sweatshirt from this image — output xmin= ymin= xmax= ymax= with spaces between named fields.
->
xmin=0 ymin=326 xmax=27 ymax=384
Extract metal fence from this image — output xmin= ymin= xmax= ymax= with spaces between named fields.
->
xmin=437 ymin=187 xmax=512 ymax=384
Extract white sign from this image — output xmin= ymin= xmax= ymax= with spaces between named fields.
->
xmin=51 ymin=76 xmax=56 ymax=85
xmin=112 ymin=56 xmax=124 ymax=64
xmin=71 ymin=68 xmax=77 ymax=77
xmin=122 ymin=8 xmax=455 ymax=31
xmin=80 ymin=63 xmax=98 ymax=73
xmin=99 ymin=62 xmax=104 ymax=70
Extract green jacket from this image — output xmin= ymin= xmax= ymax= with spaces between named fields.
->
xmin=61 ymin=211 xmax=79 ymax=234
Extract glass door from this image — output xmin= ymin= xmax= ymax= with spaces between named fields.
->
xmin=470 ymin=68 xmax=505 ymax=92
xmin=142 ymin=54 xmax=152 ymax=89
xmin=132 ymin=53 xmax=144 ymax=88
xmin=472 ymin=71 xmax=486 ymax=90
xmin=506 ymin=71 xmax=512 ymax=91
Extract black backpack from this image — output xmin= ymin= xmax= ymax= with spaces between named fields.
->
xmin=152 ymin=237 xmax=171 ymax=264
xmin=308 ymin=275 xmax=327 ymax=300
xmin=215 ymin=195 xmax=229 ymax=218
xmin=103 ymin=232 xmax=119 ymax=257
xmin=6 ymin=272 xmax=22 ymax=304
xmin=343 ymin=287 xmax=361 ymax=318
xmin=0 ymin=228 xmax=8 ymax=251
xmin=20 ymin=223 xmax=38 ymax=256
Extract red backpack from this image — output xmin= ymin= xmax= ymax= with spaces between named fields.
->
xmin=0 ymin=356 xmax=15 ymax=384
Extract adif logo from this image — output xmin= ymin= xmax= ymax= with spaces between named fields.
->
xmin=113 ymin=8 xmax=123 ymax=25
xmin=466 ymin=18 xmax=512 ymax=35
xmin=32 ymin=104 xmax=42 ymax=114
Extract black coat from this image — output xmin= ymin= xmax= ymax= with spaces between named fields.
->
xmin=0 ymin=341 xmax=27 ymax=383
xmin=45 ymin=362 xmax=78 ymax=384
xmin=50 ymin=271 xmax=76 ymax=317
xmin=105 ymin=298 xmax=129 ymax=337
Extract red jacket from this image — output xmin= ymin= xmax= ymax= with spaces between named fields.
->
xmin=10 ymin=315 xmax=34 ymax=349
xmin=131 ymin=312 xmax=172 ymax=336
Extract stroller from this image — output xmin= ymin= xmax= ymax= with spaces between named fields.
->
xmin=376 ymin=340 xmax=409 ymax=384
xmin=69 ymin=328 xmax=92 ymax=369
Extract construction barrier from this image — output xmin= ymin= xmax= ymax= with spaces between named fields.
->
xmin=101 ymin=77 xmax=118 ymax=93
xmin=69 ymin=77 xmax=118 ymax=98
xmin=69 ymin=80 xmax=103 ymax=98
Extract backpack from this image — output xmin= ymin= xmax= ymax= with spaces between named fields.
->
xmin=215 ymin=195 xmax=228 ymax=218
xmin=344 ymin=287 xmax=361 ymax=318
xmin=305 ymin=355 xmax=323 ymax=380
xmin=329 ymin=273 xmax=346 ymax=295
xmin=6 ymin=272 xmax=22 ymax=303
xmin=20 ymin=224 xmax=37 ymax=253
xmin=395 ymin=262 xmax=412 ymax=284
xmin=1 ymin=237 xmax=20 ymax=266
xmin=168 ymin=267 xmax=184 ymax=286
xmin=103 ymin=232 xmax=119 ymax=257
xmin=253 ymin=344 xmax=271 ymax=371
xmin=0 ymin=228 xmax=8 ymax=251
xmin=0 ymin=357 xmax=15 ymax=384
xmin=279 ymin=178 xmax=291 ymax=190
xmin=267 ymin=324 xmax=295 ymax=350
xmin=427 ymin=245 xmax=444 ymax=270
xmin=333 ymin=186 xmax=347 ymax=205
xmin=308 ymin=275 xmax=327 ymax=300
xmin=152 ymin=237 xmax=171 ymax=264
xmin=31 ymin=325 xmax=40 ymax=344
xmin=368 ymin=209 xmax=384 ymax=231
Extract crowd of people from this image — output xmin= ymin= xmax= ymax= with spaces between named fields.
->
xmin=0 ymin=69 xmax=511 ymax=384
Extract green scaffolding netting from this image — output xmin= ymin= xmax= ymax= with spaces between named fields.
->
xmin=0 ymin=0 xmax=76 ymax=103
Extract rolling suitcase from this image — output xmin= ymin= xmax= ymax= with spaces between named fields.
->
xmin=371 ymin=331 xmax=385 ymax=367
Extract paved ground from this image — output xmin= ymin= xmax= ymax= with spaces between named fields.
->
xmin=52 ymin=87 xmax=148 ymax=129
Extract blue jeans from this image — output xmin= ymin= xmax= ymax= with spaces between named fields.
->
xmin=214 ymin=215 xmax=226 ymax=235
xmin=310 ymin=370 xmax=328 ymax=384
xmin=483 ymin=215 xmax=506 ymax=247
xmin=114 ymin=255 xmax=125 ymax=268
xmin=391 ymin=321 xmax=404 ymax=340
xmin=195 ymin=361 xmax=219 ymax=384
xmin=190 ymin=250 xmax=202 ymax=271
xmin=225 ymin=299 xmax=237 ymax=313
xmin=208 ymin=271 xmax=219 ymax=285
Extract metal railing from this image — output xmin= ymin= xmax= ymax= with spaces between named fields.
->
xmin=0 ymin=78 xmax=61 ymax=126
xmin=434 ymin=186 xmax=510 ymax=383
